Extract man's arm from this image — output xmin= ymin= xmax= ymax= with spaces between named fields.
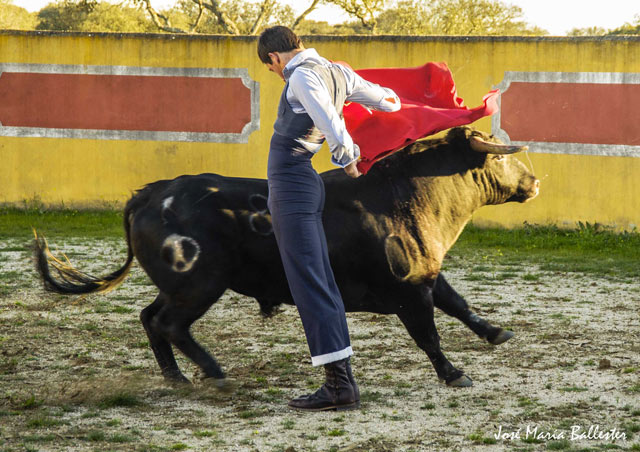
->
xmin=339 ymin=65 xmax=401 ymax=112
xmin=288 ymin=69 xmax=360 ymax=171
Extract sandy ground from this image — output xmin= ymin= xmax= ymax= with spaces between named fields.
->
xmin=0 ymin=237 xmax=639 ymax=452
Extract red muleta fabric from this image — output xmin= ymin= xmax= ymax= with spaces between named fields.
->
xmin=343 ymin=62 xmax=500 ymax=174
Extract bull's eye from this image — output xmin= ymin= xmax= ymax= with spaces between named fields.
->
xmin=493 ymin=155 xmax=506 ymax=161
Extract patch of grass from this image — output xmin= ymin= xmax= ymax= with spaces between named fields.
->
xmin=360 ymin=390 xmax=384 ymax=403
xmin=16 ymin=395 xmax=43 ymax=410
xmin=111 ymin=305 xmax=135 ymax=314
xmin=258 ymin=387 xmax=284 ymax=402
xmin=87 ymin=430 xmax=106 ymax=441
xmin=0 ymin=206 xmax=123 ymax=239
xmin=597 ymin=445 xmax=624 ymax=450
xmin=327 ymin=429 xmax=345 ymax=437
xmin=108 ymin=433 xmax=135 ymax=443
xmin=547 ymin=439 xmax=571 ymax=450
xmin=521 ymin=436 xmax=544 ymax=444
xmin=170 ymin=443 xmax=188 ymax=450
xmin=471 ymin=265 xmax=493 ymax=272
xmin=464 ymin=274 xmax=491 ymax=282
xmin=393 ymin=388 xmax=410 ymax=397
xmin=559 ymin=386 xmax=588 ymax=392
xmin=281 ymin=418 xmax=295 ymax=430
xmin=22 ymin=434 xmax=56 ymax=443
xmin=625 ymin=422 xmax=640 ymax=437
xmin=98 ymin=392 xmax=142 ymax=409
xmin=193 ymin=430 xmax=216 ymax=438
xmin=237 ymin=409 xmax=263 ymax=419
xmin=80 ymin=323 xmax=99 ymax=332
xmin=26 ymin=416 xmax=63 ymax=428
xmin=0 ymin=270 xmax=22 ymax=282
xmin=451 ymin=223 xmax=640 ymax=278
xmin=518 ymin=397 xmax=537 ymax=407
xmin=467 ymin=432 xmax=497 ymax=444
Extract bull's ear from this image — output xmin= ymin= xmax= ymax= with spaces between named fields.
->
xmin=470 ymin=135 xmax=528 ymax=155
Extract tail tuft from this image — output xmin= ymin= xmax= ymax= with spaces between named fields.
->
xmin=34 ymin=229 xmax=133 ymax=295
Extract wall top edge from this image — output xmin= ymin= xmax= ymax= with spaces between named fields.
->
xmin=1 ymin=29 xmax=639 ymax=43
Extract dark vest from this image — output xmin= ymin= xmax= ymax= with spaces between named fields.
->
xmin=273 ymin=61 xmax=347 ymax=153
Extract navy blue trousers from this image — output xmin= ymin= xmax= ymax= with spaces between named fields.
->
xmin=267 ymin=133 xmax=352 ymax=366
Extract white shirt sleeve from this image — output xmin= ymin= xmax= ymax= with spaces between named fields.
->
xmin=286 ymin=63 xmax=401 ymax=168
xmin=339 ymin=65 xmax=401 ymax=113
xmin=288 ymin=67 xmax=360 ymax=168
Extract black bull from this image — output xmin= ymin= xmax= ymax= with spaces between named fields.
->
xmin=35 ymin=126 xmax=540 ymax=388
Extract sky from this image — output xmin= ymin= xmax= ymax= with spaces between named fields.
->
xmin=10 ymin=0 xmax=640 ymax=35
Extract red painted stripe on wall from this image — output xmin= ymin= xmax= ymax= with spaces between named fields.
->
xmin=0 ymin=73 xmax=251 ymax=133
xmin=501 ymin=82 xmax=640 ymax=146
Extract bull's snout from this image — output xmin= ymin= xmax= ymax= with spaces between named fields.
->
xmin=524 ymin=178 xmax=540 ymax=202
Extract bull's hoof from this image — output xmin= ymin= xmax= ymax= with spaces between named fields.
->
xmin=202 ymin=377 xmax=235 ymax=393
xmin=488 ymin=329 xmax=514 ymax=345
xmin=446 ymin=375 xmax=473 ymax=387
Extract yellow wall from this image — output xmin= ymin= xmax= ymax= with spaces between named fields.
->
xmin=1 ymin=32 xmax=639 ymax=229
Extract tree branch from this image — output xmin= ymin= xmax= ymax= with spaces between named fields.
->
xmin=188 ymin=0 xmax=205 ymax=33
xmin=195 ymin=0 xmax=240 ymax=35
xmin=291 ymin=0 xmax=322 ymax=31
xmin=140 ymin=0 xmax=186 ymax=33
xmin=249 ymin=0 xmax=276 ymax=35
xmin=328 ymin=0 xmax=384 ymax=32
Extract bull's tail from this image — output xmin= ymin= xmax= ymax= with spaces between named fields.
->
xmin=34 ymin=211 xmax=135 ymax=295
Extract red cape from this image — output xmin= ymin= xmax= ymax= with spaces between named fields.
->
xmin=342 ymin=62 xmax=499 ymax=174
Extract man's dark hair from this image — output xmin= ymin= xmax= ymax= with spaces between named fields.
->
xmin=257 ymin=26 xmax=302 ymax=64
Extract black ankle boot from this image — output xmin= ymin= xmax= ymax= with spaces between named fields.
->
xmin=288 ymin=357 xmax=360 ymax=411
xmin=344 ymin=357 xmax=360 ymax=404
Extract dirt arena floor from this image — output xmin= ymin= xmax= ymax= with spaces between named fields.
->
xmin=1 ymin=237 xmax=639 ymax=451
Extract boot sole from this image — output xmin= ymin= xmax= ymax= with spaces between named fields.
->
xmin=288 ymin=400 xmax=361 ymax=412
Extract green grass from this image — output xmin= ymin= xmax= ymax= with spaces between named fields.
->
xmin=0 ymin=206 xmax=123 ymax=239
xmin=193 ymin=430 xmax=216 ymax=438
xmin=449 ymin=223 xmax=640 ymax=278
xmin=97 ymin=392 xmax=142 ymax=409
xmin=546 ymin=439 xmax=571 ymax=450
xmin=467 ymin=432 xmax=497 ymax=445
xmin=26 ymin=416 xmax=63 ymax=428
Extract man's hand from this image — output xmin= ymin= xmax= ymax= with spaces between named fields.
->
xmin=344 ymin=161 xmax=362 ymax=178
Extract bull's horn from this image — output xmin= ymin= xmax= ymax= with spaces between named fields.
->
xmin=470 ymin=136 xmax=528 ymax=154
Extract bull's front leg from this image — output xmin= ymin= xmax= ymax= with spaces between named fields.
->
xmin=396 ymin=283 xmax=472 ymax=387
xmin=432 ymin=273 xmax=514 ymax=345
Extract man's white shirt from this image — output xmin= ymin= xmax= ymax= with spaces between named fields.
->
xmin=282 ymin=48 xmax=401 ymax=168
